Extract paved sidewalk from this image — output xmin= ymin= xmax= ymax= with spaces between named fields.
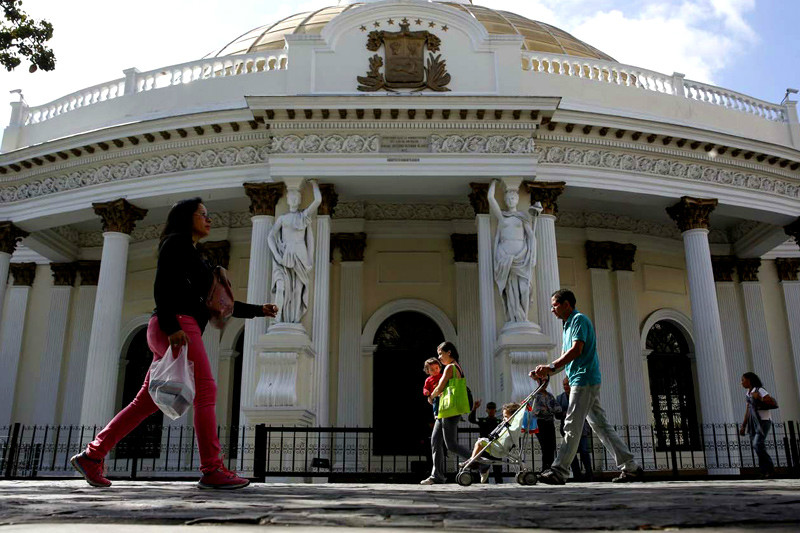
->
xmin=0 ymin=479 xmax=799 ymax=531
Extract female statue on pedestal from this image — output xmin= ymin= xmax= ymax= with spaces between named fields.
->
xmin=267 ymin=180 xmax=322 ymax=324
xmin=488 ymin=179 xmax=540 ymax=324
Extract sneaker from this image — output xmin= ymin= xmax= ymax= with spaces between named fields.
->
xmin=480 ymin=470 xmax=490 ymax=484
xmin=70 ymin=452 xmax=111 ymax=488
xmin=197 ymin=466 xmax=250 ymax=490
xmin=419 ymin=476 xmax=445 ymax=485
xmin=537 ymin=469 xmax=566 ymax=485
xmin=612 ymin=467 xmax=644 ymax=483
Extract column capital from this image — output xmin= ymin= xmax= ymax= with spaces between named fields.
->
xmin=199 ymin=240 xmax=231 ymax=269
xmin=10 ymin=262 xmax=36 ymax=286
xmin=524 ymin=181 xmax=566 ymax=215
xmin=775 ymin=258 xmax=800 ymax=282
xmin=92 ymin=198 xmax=147 ymax=235
xmin=244 ymin=182 xmax=284 ymax=216
xmin=451 ymin=233 xmax=478 ymax=263
xmin=666 ymin=196 xmax=718 ymax=232
xmin=736 ymin=258 xmax=761 ymax=282
xmin=318 ymin=183 xmax=339 ymax=216
xmin=585 ymin=240 xmax=613 ymax=269
xmin=610 ymin=242 xmax=637 ymax=271
xmin=468 ymin=182 xmax=490 ymax=216
xmin=77 ymin=260 xmax=101 ymax=286
xmin=0 ymin=221 xmax=29 ymax=255
xmin=51 ymin=263 xmax=77 ymax=286
xmin=785 ymin=217 xmax=800 ymax=247
xmin=711 ymin=255 xmax=737 ymax=282
xmin=332 ymin=232 xmax=367 ymax=262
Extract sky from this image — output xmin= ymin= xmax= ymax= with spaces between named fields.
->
xmin=1 ymin=0 xmax=798 ymax=133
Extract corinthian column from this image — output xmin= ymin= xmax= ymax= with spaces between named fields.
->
xmin=33 ymin=263 xmax=77 ymax=425
xmin=199 ymin=241 xmax=231 ymax=382
xmin=469 ymin=183 xmax=496 ymax=401
xmin=333 ymin=233 xmax=366 ymax=426
xmin=312 ymin=184 xmax=337 ymax=426
xmin=451 ymin=234 xmax=481 ymax=400
xmin=61 ymin=261 xmax=100 ymax=425
xmin=0 ymin=262 xmax=36 ymax=425
xmin=666 ymin=197 xmax=734 ymax=426
xmin=527 ymin=181 xmax=565 ymax=395
xmin=775 ymin=258 xmax=800 ymax=404
xmin=240 ymin=183 xmax=283 ymax=415
xmin=0 ymin=222 xmax=29 ymax=326
xmin=711 ymin=256 xmax=749 ymax=417
xmin=80 ymin=199 xmax=147 ymax=426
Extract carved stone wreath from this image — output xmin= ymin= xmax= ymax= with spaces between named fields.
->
xmin=431 ymin=135 xmax=534 ymax=154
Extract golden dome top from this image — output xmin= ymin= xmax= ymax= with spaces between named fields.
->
xmin=208 ymin=3 xmax=614 ymax=62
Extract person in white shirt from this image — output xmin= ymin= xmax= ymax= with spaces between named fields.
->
xmin=738 ymin=372 xmax=778 ymax=477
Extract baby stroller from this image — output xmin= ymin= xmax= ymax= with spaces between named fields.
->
xmin=455 ymin=378 xmax=550 ymax=486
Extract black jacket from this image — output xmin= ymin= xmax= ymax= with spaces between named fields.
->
xmin=154 ymin=234 xmax=263 ymax=335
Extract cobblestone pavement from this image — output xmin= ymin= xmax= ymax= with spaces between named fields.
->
xmin=0 ymin=479 xmax=798 ymax=531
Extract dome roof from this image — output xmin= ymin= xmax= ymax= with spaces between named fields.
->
xmin=208 ymin=2 xmax=615 ymax=62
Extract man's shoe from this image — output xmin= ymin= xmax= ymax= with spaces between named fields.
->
xmin=612 ymin=467 xmax=644 ymax=483
xmin=70 ymin=452 xmax=111 ymax=488
xmin=198 ymin=466 xmax=250 ymax=490
xmin=537 ymin=469 xmax=566 ymax=485
xmin=419 ymin=476 xmax=444 ymax=485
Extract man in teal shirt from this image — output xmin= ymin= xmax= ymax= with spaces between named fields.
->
xmin=532 ymin=289 xmax=643 ymax=484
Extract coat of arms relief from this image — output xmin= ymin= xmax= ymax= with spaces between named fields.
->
xmin=357 ymin=21 xmax=451 ymax=92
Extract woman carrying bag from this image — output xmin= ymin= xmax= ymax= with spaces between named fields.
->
xmin=739 ymin=371 xmax=778 ymax=478
xmin=421 ymin=341 xmax=473 ymax=485
xmin=71 ymin=197 xmax=278 ymax=490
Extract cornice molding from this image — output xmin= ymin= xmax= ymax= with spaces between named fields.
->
xmin=556 ymin=210 xmax=729 ymax=243
xmin=333 ymin=201 xmax=473 ymax=220
xmin=271 ymin=121 xmax=536 ymax=131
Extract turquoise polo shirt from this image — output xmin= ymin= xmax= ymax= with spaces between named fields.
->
xmin=562 ymin=308 xmax=602 ymax=387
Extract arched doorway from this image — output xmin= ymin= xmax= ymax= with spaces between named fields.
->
xmin=117 ymin=328 xmax=163 ymax=459
xmin=646 ymin=320 xmax=700 ymax=451
xmin=373 ymin=311 xmax=445 ymax=456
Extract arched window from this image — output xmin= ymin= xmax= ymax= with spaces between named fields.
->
xmin=373 ymin=311 xmax=445 ymax=456
xmin=646 ymin=321 xmax=700 ymax=451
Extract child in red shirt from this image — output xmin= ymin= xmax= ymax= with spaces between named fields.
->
xmin=422 ymin=357 xmax=443 ymax=418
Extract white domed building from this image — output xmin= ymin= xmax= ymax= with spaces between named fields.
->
xmin=1 ymin=0 xmax=799 ymax=473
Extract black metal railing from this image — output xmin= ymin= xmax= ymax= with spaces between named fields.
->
xmin=2 ymin=420 xmax=799 ymax=481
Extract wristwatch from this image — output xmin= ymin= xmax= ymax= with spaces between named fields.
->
xmin=547 ymin=363 xmax=556 ymax=372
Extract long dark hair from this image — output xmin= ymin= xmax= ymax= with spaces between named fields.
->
xmin=743 ymin=372 xmax=763 ymax=389
xmin=158 ymin=197 xmax=203 ymax=253
xmin=438 ymin=341 xmax=460 ymax=362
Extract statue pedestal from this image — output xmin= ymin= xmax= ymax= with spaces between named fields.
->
xmin=494 ymin=323 xmax=554 ymax=404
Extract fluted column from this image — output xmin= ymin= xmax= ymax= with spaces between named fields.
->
xmin=611 ymin=243 xmax=648 ymax=425
xmin=32 ymin=263 xmax=77 ymax=425
xmin=80 ymin=199 xmax=147 ymax=425
xmin=241 ymin=183 xmax=282 ymax=415
xmin=470 ymin=183 xmax=496 ymax=401
xmin=527 ymin=181 xmax=565 ymax=396
xmin=0 ymin=222 xmax=29 ymax=325
xmin=451 ymin=234 xmax=482 ymax=400
xmin=312 ymin=184 xmax=337 ymax=426
xmin=667 ymin=197 xmax=734 ymax=424
xmin=61 ymin=261 xmax=100 ymax=425
xmin=775 ymin=258 xmax=800 ymax=404
xmin=711 ymin=256 xmax=749 ymax=417
xmin=0 ymin=262 xmax=36 ymax=425
xmin=586 ymin=241 xmax=623 ymax=425
xmin=333 ymin=233 xmax=366 ymax=426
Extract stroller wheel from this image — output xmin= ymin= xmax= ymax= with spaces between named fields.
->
xmin=515 ymin=472 xmax=525 ymax=485
xmin=522 ymin=471 xmax=538 ymax=485
xmin=456 ymin=471 xmax=473 ymax=487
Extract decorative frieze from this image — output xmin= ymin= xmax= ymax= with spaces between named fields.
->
xmin=50 ymin=263 xmax=77 ymax=286
xmin=92 ymin=198 xmax=147 ymax=235
xmin=0 ymin=222 xmax=29 ymax=254
xmin=270 ymin=134 xmax=379 ymax=154
xmin=525 ymin=181 xmax=566 ymax=215
xmin=468 ymin=183 xmax=490 ymax=216
xmin=737 ymin=258 xmax=761 ymax=282
xmin=585 ymin=241 xmax=613 ymax=269
xmin=332 ymin=233 xmax=367 ymax=262
xmin=775 ymin=258 xmax=800 ymax=282
xmin=333 ymin=201 xmax=472 ymax=220
xmin=318 ymin=183 xmax=339 ymax=216
xmin=10 ymin=262 xmax=36 ymax=286
xmin=786 ymin=218 xmax=800 ymax=247
xmin=711 ymin=255 xmax=737 ymax=282
xmin=199 ymin=240 xmax=231 ymax=269
xmin=77 ymin=260 xmax=101 ymax=286
xmin=610 ymin=243 xmax=637 ymax=271
xmin=451 ymin=233 xmax=478 ymax=263
xmin=666 ymin=196 xmax=718 ymax=232
xmin=430 ymin=135 xmax=534 ymax=154
xmin=244 ymin=182 xmax=283 ymax=217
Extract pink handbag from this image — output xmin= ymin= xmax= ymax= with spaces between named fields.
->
xmin=206 ymin=266 xmax=234 ymax=329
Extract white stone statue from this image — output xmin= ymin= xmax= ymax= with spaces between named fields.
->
xmin=268 ymin=180 xmax=322 ymax=324
xmin=488 ymin=179 xmax=541 ymax=323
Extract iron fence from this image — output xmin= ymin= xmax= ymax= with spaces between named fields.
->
xmin=2 ymin=420 xmax=799 ymax=481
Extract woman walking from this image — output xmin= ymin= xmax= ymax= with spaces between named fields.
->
xmin=739 ymin=372 xmax=778 ymax=478
xmin=420 ymin=341 xmax=473 ymax=485
xmin=71 ymin=198 xmax=277 ymax=490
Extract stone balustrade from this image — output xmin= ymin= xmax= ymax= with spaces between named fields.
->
xmin=23 ymin=79 xmax=126 ymax=125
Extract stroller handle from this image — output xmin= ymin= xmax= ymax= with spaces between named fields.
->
xmin=487 ymin=377 xmax=550 ymax=438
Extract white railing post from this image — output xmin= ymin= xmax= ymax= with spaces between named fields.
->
xmin=785 ymin=100 xmax=800 ymax=149
xmin=672 ymin=72 xmax=685 ymax=97
xmin=123 ymin=68 xmax=140 ymax=95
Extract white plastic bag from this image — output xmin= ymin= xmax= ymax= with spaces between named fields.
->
xmin=148 ymin=345 xmax=195 ymax=420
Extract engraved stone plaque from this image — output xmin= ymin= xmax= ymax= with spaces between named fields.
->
xmin=379 ymin=135 xmax=431 ymax=153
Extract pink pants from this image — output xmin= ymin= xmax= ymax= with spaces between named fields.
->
xmin=86 ymin=315 xmax=223 ymax=474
